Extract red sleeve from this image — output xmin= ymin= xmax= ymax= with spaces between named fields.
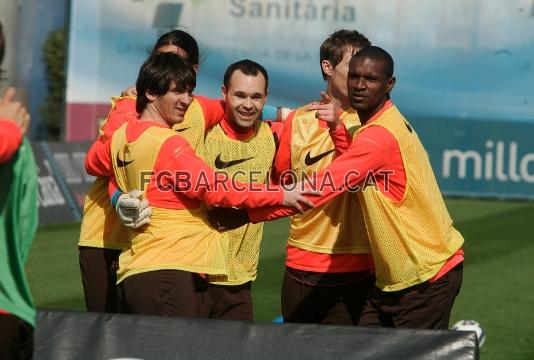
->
xmin=329 ymin=124 xmax=352 ymax=154
xmin=194 ymin=96 xmax=225 ymax=130
xmin=85 ymin=136 xmax=113 ymax=177
xmin=271 ymin=110 xmax=295 ymax=184
xmin=0 ymin=119 xmax=22 ymax=163
xmin=156 ymin=136 xmax=284 ymax=208
xmin=108 ymin=177 xmax=119 ymax=198
xmin=265 ymin=120 xmax=284 ymax=141
xmin=83 ymin=96 xmax=135 ymax=175
xmin=248 ymin=125 xmax=397 ymax=222
xmin=100 ymin=97 xmax=138 ymax=140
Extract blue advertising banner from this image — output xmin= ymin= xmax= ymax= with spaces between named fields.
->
xmin=65 ymin=0 xmax=534 ymax=200
xmin=412 ymin=117 xmax=534 ymax=200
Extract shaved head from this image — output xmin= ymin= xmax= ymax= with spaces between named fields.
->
xmin=351 ymin=46 xmax=394 ymax=79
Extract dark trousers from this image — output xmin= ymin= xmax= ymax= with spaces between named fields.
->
xmin=120 ymin=270 xmax=204 ymax=317
xmin=281 ymin=270 xmax=375 ymax=325
xmin=79 ymin=246 xmax=122 ymax=313
xmin=358 ymin=263 xmax=463 ymax=329
xmin=120 ymin=270 xmax=254 ymax=320
xmin=199 ymin=282 xmax=253 ymax=321
xmin=0 ymin=315 xmax=33 ymax=360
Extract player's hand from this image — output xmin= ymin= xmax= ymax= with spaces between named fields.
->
xmin=0 ymin=87 xmax=31 ymax=136
xmin=121 ymin=86 xmax=137 ymax=97
xmin=116 ymin=190 xmax=152 ymax=228
xmin=281 ymin=182 xmax=321 ymax=213
xmin=303 ymin=91 xmax=342 ymax=131
xmin=207 ymin=207 xmax=249 ymax=231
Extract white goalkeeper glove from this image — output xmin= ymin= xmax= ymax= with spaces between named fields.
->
xmin=116 ymin=190 xmax=152 ymax=229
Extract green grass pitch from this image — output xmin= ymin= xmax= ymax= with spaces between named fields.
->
xmin=26 ymin=198 xmax=534 ymax=359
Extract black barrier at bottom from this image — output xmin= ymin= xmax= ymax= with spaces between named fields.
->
xmin=34 ymin=310 xmax=478 ymax=360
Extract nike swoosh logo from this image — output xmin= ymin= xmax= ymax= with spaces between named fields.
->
xmin=214 ymin=154 xmax=254 ymax=169
xmin=175 ymin=127 xmax=191 ymax=132
xmin=116 ymin=154 xmax=134 ymax=167
xmin=304 ymin=149 xmax=335 ymax=166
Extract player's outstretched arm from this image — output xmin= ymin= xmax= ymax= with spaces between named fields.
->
xmin=110 ymin=174 xmax=320 ymax=231
xmin=207 ymin=184 xmax=319 ymax=231
xmin=160 ymin=135 xmax=318 ymax=209
xmin=207 ymin=207 xmax=249 ymax=231
xmin=281 ymin=183 xmax=319 ymax=213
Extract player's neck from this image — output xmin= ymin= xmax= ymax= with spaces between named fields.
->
xmin=221 ymin=116 xmax=255 ymax=140
xmin=140 ymin=107 xmax=169 ymax=127
xmin=324 ymin=86 xmax=351 ymax=112
xmin=359 ymin=99 xmax=392 ymax=125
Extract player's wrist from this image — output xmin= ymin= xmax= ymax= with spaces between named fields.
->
xmin=328 ymin=122 xmax=344 ymax=132
xmin=111 ymin=189 xmax=124 ymax=208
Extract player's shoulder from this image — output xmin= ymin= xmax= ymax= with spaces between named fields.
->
xmin=193 ymin=95 xmax=222 ymax=107
xmin=359 ymin=124 xmax=398 ymax=152
xmin=292 ymin=104 xmax=318 ymax=122
xmin=163 ymin=130 xmax=190 ymax=144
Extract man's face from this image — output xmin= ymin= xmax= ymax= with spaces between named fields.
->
xmin=152 ymin=81 xmax=193 ymax=126
xmin=347 ymin=56 xmax=395 ymax=117
xmin=222 ymin=70 xmax=267 ymax=132
xmin=324 ymin=47 xmax=358 ymax=101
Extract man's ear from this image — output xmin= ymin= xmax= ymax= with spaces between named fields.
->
xmin=221 ymin=85 xmax=227 ymax=102
xmin=321 ymin=60 xmax=334 ymax=78
xmin=146 ymin=91 xmax=157 ymax=102
xmin=193 ymin=64 xmax=199 ymax=73
xmin=386 ymin=76 xmax=396 ymax=95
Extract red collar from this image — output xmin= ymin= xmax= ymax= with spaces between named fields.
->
xmin=220 ymin=116 xmax=256 ymax=140
xmin=366 ymin=100 xmax=393 ymax=125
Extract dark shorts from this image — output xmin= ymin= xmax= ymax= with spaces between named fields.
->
xmin=120 ymin=270 xmax=205 ymax=317
xmin=281 ymin=267 xmax=375 ymax=325
xmin=199 ymin=282 xmax=253 ymax=321
xmin=120 ymin=271 xmax=253 ymax=320
xmin=358 ymin=263 xmax=463 ymax=329
xmin=79 ymin=246 xmax=122 ymax=313
xmin=0 ymin=314 xmax=33 ymax=360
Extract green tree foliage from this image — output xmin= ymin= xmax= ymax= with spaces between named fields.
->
xmin=40 ymin=28 xmax=65 ymax=140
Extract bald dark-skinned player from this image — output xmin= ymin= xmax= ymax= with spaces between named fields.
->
xmin=219 ymin=46 xmax=465 ymax=329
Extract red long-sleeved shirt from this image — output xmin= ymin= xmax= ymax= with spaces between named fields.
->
xmin=271 ymin=111 xmax=355 ymax=185
xmin=251 ymin=100 xmax=462 ymax=281
xmin=86 ymin=119 xmax=285 ymax=209
xmin=0 ymin=119 xmax=23 ymax=163
xmin=90 ymin=94 xmax=228 ymax=205
xmin=210 ymin=113 xmax=373 ymax=275
xmin=270 ymin=107 xmax=399 ymax=273
xmin=100 ymin=95 xmax=225 ymax=140
xmin=249 ymin=101 xmax=406 ymax=221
